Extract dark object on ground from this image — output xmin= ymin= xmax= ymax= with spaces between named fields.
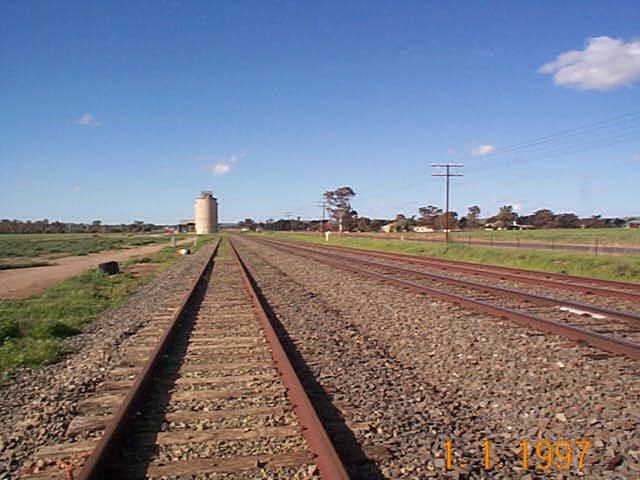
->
xmin=97 ymin=261 xmax=119 ymax=275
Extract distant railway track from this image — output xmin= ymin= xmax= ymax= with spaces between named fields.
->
xmin=292 ymin=239 xmax=640 ymax=302
xmin=24 ymin=238 xmax=347 ymax=480
xmin=255 ymin=237 xmax=640 ymax=361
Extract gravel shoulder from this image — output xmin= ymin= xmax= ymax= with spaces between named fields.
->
xmin=235 ymin=236 xmax=640 ymax=479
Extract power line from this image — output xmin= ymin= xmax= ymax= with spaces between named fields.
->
xmin=490 ymin=110 xmax=640 ymax=155
xmin=465 ymin=128 xmax=640 ymax=175
xmin=358 ymin=113 xmax=639 ymax=204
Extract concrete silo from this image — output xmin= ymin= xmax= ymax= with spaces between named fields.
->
xmin=194 ymin=191 xmax=218 ymax=234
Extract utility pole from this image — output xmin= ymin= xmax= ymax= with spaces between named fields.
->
xmin=283 ymin=211 xmax=293 ymax=231
xmin=432 ymin=163 xmax=463 ymax=243
xmin=316 ymin=200 xmax=327 ymax=233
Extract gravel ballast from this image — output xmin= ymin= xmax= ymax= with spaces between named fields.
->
xmin=234 ymin=236 xmax=639 ymax=479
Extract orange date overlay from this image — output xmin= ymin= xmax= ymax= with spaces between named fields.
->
xmin=443 ymin=439 xmax=591 ymax=471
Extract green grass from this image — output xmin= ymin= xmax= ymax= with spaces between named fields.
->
xmin=0 ymin=270 xmax=140 ymax=380
xmin=393 ymin=228 xmax=640 ymax=247
xmin=256 ymin=232 xmax=640 ymax=284
xmin=0 ymin=236 xmax=216 ymax=382
xmin=0 ymin=233 xmax=182 ymax=262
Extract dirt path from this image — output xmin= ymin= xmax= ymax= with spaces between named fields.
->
xmin=0 ymin=242 xmax=189 ymax=300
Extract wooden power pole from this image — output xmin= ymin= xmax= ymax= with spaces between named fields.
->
xmin=432 ymin=163 xmax=463 ymax=242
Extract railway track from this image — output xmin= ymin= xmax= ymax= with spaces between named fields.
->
xmin=22 ymin=238 xmax=347 ymax=480
xmin=296 ymin=240 xmax=640 ymax=302
xmin=254 ymin=237 xmax=640 ymax=361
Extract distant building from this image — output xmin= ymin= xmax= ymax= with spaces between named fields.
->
xmin=506 ymin=224 xmax=535 ymax=230
xmin=412 ymin=226 xmax=434 ymax=233
xmin=627 ymin=220 xmax=640 ymax=229
xmin=177 ymin=219 xmax=195 ymax=233
xmin=485 ymin=221 xmax=535 ymax=231
xmin=194 ymin=191 xmax=218 ymax=234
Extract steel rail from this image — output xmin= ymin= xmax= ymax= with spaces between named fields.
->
xmin=278 ymin=239 xmax=640 ymax=301
xmin=260 ymin=239 xmax=640 ymax=361
xmin=263 ymin=239 xmax=640 ymax=326
xmin=229 ymin=239 xmax=350 ymax=480
xmin=76 ymin=239 xmax=221 ymax=480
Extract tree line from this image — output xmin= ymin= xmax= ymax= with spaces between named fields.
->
xmin=0 ymin=219 xmax=160 ymax=234
xmin=238 ymin=186 xmax=633 ymax=232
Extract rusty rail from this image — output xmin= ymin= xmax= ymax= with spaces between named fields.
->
xmin=229 ymin=239 xmax=350 ymax=480
xmin=263 ymin=239 xmax=640 ymax=326
xmin=280 ymin=239 xmax=640 ymax=302
xmin=260 ymin=238 xmax=640 ymax=361
xmin=76 ymin=239 xmax=221 ymax=480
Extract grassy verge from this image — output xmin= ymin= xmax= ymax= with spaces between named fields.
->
xmin=255 ymin=232 xmax=640 ymax=284
xmin=0 ymin=235 xmax=215 ymax=382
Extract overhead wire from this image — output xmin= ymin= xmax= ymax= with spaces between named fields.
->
xmin=488 ymin=110 xmax=640 ymax=155
xmin=284 ymin=110 xmax=640 ymax=219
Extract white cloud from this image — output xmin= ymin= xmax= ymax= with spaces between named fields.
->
xmin=539 ymin=36 xmax=640 ymax=91
xmin=74 ymin=113 xmax=101 ymax=127
xmin=212 ymin=162 xmax=232 ymax=175
xmin=470 ymin=144 xmax=496 ymax=157
xmin=202 ymin=153 xmax=244 ymax=176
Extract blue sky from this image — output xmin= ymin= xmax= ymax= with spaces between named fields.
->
xmin=1 ymin=1 xmax=639 ymax=224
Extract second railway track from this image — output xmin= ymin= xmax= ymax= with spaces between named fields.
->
xmin=255 ymin=237 xmax=640 ymax=360
xmin=287 ymin=239 xmax=640 ymax=302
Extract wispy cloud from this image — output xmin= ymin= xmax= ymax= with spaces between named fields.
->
xmin=201 ymin=153 xmax=245 ymax=176
xmin=74 ymin=113 xmax=101 ymax=127
xmin=539 ymin=36 xmax=640 ymax=91
xmin=72 ymin=185 xmax=81 ymax=193
xmin=632 ymin=153 xmax=640 ymax=161
xmin=470 ymin=144 xmax=496 ymax=157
